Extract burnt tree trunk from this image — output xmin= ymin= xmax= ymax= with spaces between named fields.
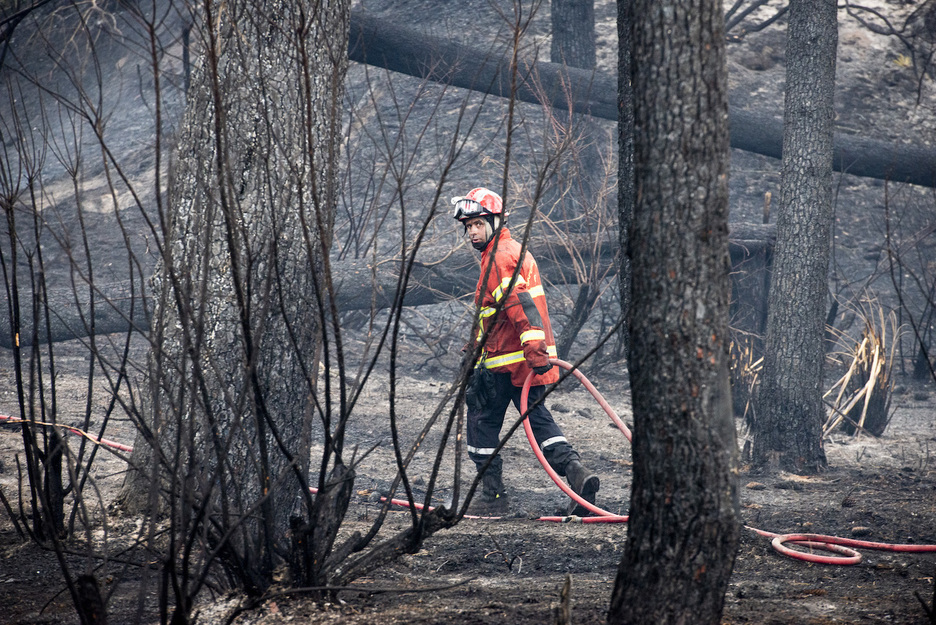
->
xmin=119 ymin=0 xmax=351 ymax=598
xmin=616 ymin=0 xmax=635 ymax=360
xmin=608 ymin=1 xmax=740 ymax=623
xmin=551 ymin=0 xmax=596 ymax=68
xmin=548 ymin=0 xmax=608 ymax=359
xmin=0 ymin=225 xmax=776 ymax=347
xmin=753 ymin=0 xmax=837 ymax=474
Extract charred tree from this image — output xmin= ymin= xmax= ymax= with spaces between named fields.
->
xmin=616 ymin=0 xmax=635 ymax=361
xmin=551 ymin=0 xmax=596 ymax=67
xmin=752 ymin=0 xmax=837 ymax=474
xmin=608 ymin=1 xmax=740 ymax=623
xmin=118 ymin=0 xmax=352 ymax=609
xmin=548 ymin=0 xmax=608 ymax=360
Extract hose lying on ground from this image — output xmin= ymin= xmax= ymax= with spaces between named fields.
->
xmin=3 ymin=358 xmax=935 ymax=564
xmin=522 ymin=359 xmax=936 ymax=564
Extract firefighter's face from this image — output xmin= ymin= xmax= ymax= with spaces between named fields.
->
xmin=465 ymin=217 xmax=488 ymax=246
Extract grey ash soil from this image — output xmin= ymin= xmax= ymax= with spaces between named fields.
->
xmin=2 ymin=335 xmax=935 ymax=623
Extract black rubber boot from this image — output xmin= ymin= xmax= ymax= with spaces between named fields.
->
xmin=469 ymin=465 xmax=509 ymax=515
xmin=565 ymin=459 xmax=600 ymax=516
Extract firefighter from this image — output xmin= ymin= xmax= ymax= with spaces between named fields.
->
xmin=453 ymin=187 xmax=600 ymax=515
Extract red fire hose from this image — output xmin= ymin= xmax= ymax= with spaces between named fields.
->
xmin=521 ymin=359 xmax=936 ymax=564
xmin=519 ymin=358 xmax=630 ymax=522
xmin=4 ymin=359 xmax=936 ymax=564
xmin=0 ymin=414 xmax=133 ymax=452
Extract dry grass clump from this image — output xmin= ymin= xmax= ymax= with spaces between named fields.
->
xmin=824 ymin=303 xmax=899 ymax=438
xmin=730 ymin=297 xmax=900 ymax=441
xmin=730 ymin=334 xmax=763 ymax=425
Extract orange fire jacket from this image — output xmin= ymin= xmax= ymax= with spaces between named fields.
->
xmin=472 ymin=228 xmax=559 ymax=387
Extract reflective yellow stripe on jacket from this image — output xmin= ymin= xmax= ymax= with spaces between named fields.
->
xmin=483 ymin=345 xmax=558 ymax=369
xmin=477 ymin=272 xmax=551 ymax=364
xmin=477 ymin=283 xmax=546 ymax=339
xmin=520 ymin=329 xmax=546 ymax=343
xmin=476 ymin=306 xmax=497 ymax=342
xmin=492 ymin=275 xmax=526 ymax=302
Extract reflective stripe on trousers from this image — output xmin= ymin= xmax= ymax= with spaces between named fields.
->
xmin=466 ymin=371 xmax=580 ymax=476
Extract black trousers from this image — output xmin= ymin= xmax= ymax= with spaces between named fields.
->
xmin=466 ymin=371 xmax=579 ymax=477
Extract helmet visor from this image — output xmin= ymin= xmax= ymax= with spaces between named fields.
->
xmin=453 ymin=198 xmax=485 ymax=220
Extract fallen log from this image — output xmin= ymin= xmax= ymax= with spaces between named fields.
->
xmin=0 ymin=280 xmax=151 ymax=349
xmin=349 ymin=8 xmax=936 ymax=189
xmin=0 ymin=225 xmax=774 ymax=347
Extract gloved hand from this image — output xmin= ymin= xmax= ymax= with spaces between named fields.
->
xmin=532 ymin=363 xmax=553 ymax=375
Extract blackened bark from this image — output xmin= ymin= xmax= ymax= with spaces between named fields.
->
xmin=290 ymin=462 xmax=355 ymax=592
xmin=45 ymin=429 xmax=65 ymax=536
xmin=331 ymin=506 xmax=456 ymax=587
xmin=120 ymin=0 xmax=352 ymax=595
xmin=608 ymin=1 xmax=740 ymax=623
xmin=551 ymin=0 xmax=596 ymax=68
xmin=0 ymin=280 xmax=148 ymax=347
xmin=617 ymin=0 xmax=635 ymax=360
xmin=549 ymin=0 xmax=606 ymax=356
xmin=753 ymin=0 xmax=836 ymax=474
xmin=75 ymin=575 xmax=107 ymax=625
